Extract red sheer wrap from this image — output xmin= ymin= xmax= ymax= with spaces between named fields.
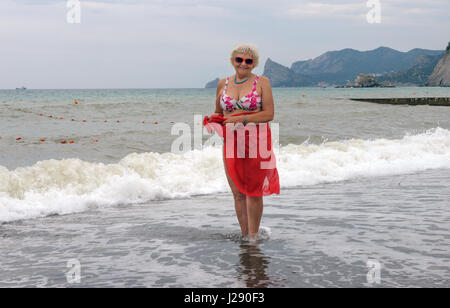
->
xmin=203 ymin=112 xmax=280 ymax=197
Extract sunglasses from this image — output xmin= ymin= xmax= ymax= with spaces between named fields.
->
xmin=235 ymin=57 xmax=254 ymax=65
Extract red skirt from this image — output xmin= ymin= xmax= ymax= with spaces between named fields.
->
xmin=204 ymin=112 xmax=280 ymax=197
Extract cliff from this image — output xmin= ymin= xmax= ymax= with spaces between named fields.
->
xmin=262 ymin=58 xmax=314 ymax=87
xmin=427 ymin=42 xmax=450 ymax=87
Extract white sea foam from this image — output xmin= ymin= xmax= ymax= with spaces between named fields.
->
xmin=1 ymin=127 xmax=450 ymax=223
xmin=258 ymin=226 xmax=272 ymax=239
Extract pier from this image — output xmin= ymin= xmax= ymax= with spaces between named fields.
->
xmin=350 ymin=97 xmax=450 ymax=106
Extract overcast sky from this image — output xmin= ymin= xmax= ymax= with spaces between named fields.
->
xmin=1 ymin=0 xmax=449 ymax=89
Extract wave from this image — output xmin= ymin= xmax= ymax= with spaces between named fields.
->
xmin=1 ymin=127 xmax=450 ymax=223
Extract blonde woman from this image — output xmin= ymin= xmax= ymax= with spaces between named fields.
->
xmin=205 ymin=44 xmax=280 ymax=240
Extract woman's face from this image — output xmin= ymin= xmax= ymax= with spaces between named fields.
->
xmin=233 ymin=53 xmax=255 ymax=75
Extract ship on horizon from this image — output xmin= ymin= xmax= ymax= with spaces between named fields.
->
xmin=15 ymin=86 xmax=27 ymax=90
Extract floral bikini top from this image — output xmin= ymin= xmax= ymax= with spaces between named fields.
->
xmin=220 ymin=75 xmax=262 ymax=112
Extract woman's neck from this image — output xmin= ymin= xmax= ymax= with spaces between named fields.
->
xmin=235 ymin=72 xmax=252 ymax=82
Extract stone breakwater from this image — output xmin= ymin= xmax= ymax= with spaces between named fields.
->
xmin=350 ymin=97 xmax=450 ymax=106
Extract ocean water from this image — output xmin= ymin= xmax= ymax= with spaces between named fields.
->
xmin=0 ymin=86 xmax=449 ymax=287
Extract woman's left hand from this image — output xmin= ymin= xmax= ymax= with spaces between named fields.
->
xmin=223 ymin=115 xmax=244 ymax=124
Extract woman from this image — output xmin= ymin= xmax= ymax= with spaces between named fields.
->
xmin=206 ymin=44 xmax=280 ymax=240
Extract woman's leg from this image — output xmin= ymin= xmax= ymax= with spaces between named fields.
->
xmin=246 ymin=196 xmax=263 ymax=237
xmin=233 ymin=193 xmax=249 ymax=237
xmin=223 ymin=154 xmax=249 ymax=236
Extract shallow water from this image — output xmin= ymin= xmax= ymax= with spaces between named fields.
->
xmin=1 ymin=168 xmax=448 ymax=287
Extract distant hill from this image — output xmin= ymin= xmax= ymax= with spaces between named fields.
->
xmin=265 ymin=46 xmax=443 ymax=86
xmin=205 ymin=78 xmax=219 ymax=88
xmin=204 ymin=46 xmax=445 ymax=87
xmin=376 ymin=53 xmax=443 ymax=85
xmin=290 ymin=47 xmax=442 ymax=81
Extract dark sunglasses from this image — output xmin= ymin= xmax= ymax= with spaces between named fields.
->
xmin=235 ymin=57 xmax=254 ymax=65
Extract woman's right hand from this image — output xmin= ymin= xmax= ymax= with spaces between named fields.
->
xmin=208 ymin=113 xmax=221 ymax=121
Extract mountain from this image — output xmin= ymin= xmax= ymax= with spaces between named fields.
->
xmin=377 ymin=53 xmax=443 ymax=85
xmin=205 ymin=78 xmax=219 ymax=88
xmin=426 ymin=42 xmax=450 ymax=87
xmin=269 ymin=46 xmax=443 ymax=86
xmin=262 ymin=58 xmax=315 ymax=87
xmin=204 ymin=46 xmax=445 ymax=87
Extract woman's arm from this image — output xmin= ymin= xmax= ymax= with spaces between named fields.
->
xmin=249 ymin=76 xmax=274 ymax=123
xmin=207 ymin=78 xmax=225 ymax=121
xmin=214 ymin=78 xmax=226 ymax=115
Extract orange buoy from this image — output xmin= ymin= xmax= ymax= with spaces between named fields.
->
xmin=74 ymin=100 xmax=78 ymax=104
xmin=302 ymin=94 xmax=305 ymax=97
xmin=40 ymin=114 xmax=43 ymax=116
xmin=154 ymin=121 xmax=158 ymax=124
xmin=61 ymin=140 xmax=67 ymax=144
xmin=92 ymin=139 xmax=99 ymax=143
xmin=82 ymin=120 xmax=86 ymax=122
xmin=60 ymin=117 xmax=63 ymax=120
xmin=48 ymin=115 xmax=53 ymax=118
xmin=69 ymin=140 xmax=74 ymax=144
xmin=116 ymin=120 xmax=120 ymax=123
xmin=72 ymin=119 xmax=76 ymax=121
xmin=297 ymin=122 xmax=301 ymax=125
xmin=170 ymin=121 xmax=174 ymax=124
xmin=104 ymin=120 xmax=108 ymax=123
xmin=16 ymin=137 xmax=22 ymax=141
xmin=40 ymin=139 xmax=45 ymax=142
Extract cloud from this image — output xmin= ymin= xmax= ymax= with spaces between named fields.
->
xmin=284 ymin=0 xmax=450 ymax=24
xmin=0 ymin=0 xmax=449 ymax=88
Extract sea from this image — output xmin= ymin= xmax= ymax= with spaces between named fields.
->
xmin=0 ymin=86 xmax=449 ymax=287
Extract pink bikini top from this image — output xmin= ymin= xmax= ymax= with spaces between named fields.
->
xmin=220 ymin=75 xmax=262 ymax=112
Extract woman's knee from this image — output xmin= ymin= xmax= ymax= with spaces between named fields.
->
xmin=233 ymin=191 xmax=246 ymax=202
xmin=246 ymin=196 xmax=263 ymax=205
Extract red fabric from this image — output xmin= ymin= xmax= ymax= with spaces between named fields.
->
xmin=203 ymin=114 xmax=226 ymax=137
xmin=203 ymin=112 xmax=280 ymax=197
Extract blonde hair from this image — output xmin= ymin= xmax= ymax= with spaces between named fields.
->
xmin=230 ymin=43 xmax=260 ymax=68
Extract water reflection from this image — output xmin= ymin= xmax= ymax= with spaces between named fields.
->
xmin=236 ymin=241 xmax=272 ymax=288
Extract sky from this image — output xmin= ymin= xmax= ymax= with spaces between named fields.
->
xmin=1 ymin=0 xmax=449 ymax=89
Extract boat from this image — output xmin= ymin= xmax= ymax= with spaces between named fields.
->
xmin=15 ymin=86 xmax=27 ymax=90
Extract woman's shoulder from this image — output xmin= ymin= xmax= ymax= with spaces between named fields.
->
xmin=255 ymin=76 xmax=271 ymax=91
xmin=217 ymin=77 xmax=227 ymax=88
xmin=257 ymin=75 xmax=271 ymax=84
xmin=216 ymin=77 xmax=228 ymax=96
xmin=217 ymin=76 xmax=233 ymax=88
